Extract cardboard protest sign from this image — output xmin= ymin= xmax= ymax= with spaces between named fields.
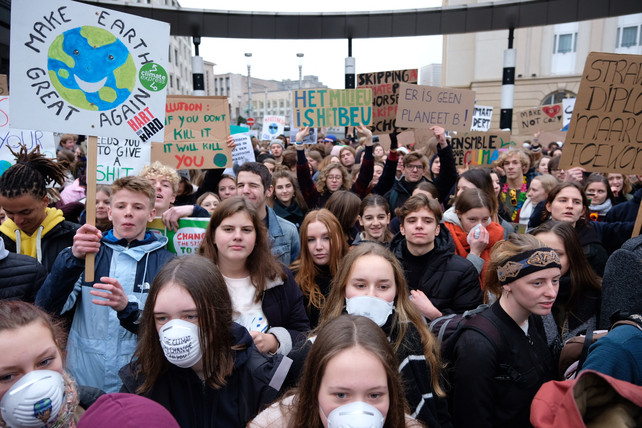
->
xmin=0 ymin=75 xmax=7 ymax=95
xmin=395 ymin=83 xmax=476 ymax=133
xmin=152 ymin=96 xmax=232 ymax=170
xmin=0 ymin=96 xmax=56 ymax=176
xmin=449 ymin=130 xmax=514 ymax=167
xmin=292 ymin=88 xmax=372 ymax=128
xmin=357 ymin=68 xmax=418 ymax=135
xmin=146 ymin=217 xmax=209 ymax=255
xmin=96 ymin=137 xmax=150 ymax=184
xmin=471 ymin=105 xmax=493 ymax=132
xmin=560 ymin=52 xmax=642 ymax=174
xmin=261 ymin=115 xmax=285 ymax=141
xmin=516 ymin=104 xmax=563 ymax=135
xmin=10 ymin=0 xmax=170 ymax=141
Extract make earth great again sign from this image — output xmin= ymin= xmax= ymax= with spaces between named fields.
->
xmin=10 ymin=0 xmax=170 ymax=141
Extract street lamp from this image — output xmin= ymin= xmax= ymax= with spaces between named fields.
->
xmin=296 ymin=53 xmax=304 ymax=89
xmin=245 ymin=52 xmax=252 ymax=119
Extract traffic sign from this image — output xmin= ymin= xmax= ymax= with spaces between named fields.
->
xmin=247 ymin=117 xmax=255 ymax=127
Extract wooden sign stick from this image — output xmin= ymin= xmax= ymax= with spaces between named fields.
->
xmin=85 ymin=136 xmax=97 ymax=282
xmin=632 ymin=202 xmax=642 ymax=239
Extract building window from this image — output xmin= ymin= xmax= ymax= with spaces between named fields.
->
xmin=617 ymin=25 xmax=640 ymax=48
xmin=553 ymin=33 xmax=577 ymax=54
xmin=174 ymin=48 xmax=178 ymax=66
xmin=541 ymin=90 xmax=575 ymax=106
xmin=170 ymin=75 xmax=174 ymax=88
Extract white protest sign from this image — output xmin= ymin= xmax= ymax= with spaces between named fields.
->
xmin=471 ymin=105 xmax=493 ymax=132
xmin=230 ymin=133 xmax=255 ymax=166
xmin=96 ymin=137 xmax=150 ymax=184
xmin=10 ymin=0 xmax=170 ymax=141
xmin=562 ymin=98 xmax=576 ymax=129
xmin=0 ymin=96 xmax=56 ymax=176
xmin=261 ymin=115 xmax=286 ymax=141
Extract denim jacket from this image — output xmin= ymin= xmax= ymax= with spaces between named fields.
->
xmin=266 ymin=206 xmax=299 ymax=267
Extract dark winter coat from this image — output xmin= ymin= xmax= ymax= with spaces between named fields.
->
xmin=119 ymin=324 xmax=291 ymax=428
xmin=0 ymin=238 xmax=47 ymax=302
xmin=451 ymin=301 xmax=556 ymax=428
xmin=389 ymin=227 xmax=483 ymax=315
xmin=0 ymin=219 xmax=79 ymax=273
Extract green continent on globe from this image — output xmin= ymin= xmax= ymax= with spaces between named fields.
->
xmin=47 ymin=26 xmax=136 ymax=111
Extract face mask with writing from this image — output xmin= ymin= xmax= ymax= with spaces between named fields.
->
xmin=158 ymin=319 xmax=202 ymax=368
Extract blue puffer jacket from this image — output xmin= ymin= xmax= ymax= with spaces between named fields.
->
xmin=36 ymin=231 xmax=175 ymax=392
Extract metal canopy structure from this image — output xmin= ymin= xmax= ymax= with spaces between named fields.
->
xmin=82 ymin=0 xmax=642 ymax=39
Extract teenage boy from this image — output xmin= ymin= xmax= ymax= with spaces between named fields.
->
xmin=36 ymin=176 xmax=175 ymax=392
xmin=389 ymin=194 xmax=482 ymax=320
xmin=236 ymin=162 xmax=300 ymax=266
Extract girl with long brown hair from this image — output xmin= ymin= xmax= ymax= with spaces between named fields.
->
xmin=199 ymin=196 xmax=309 ymax=355
xmin=289 ymin=209 xmax=348 ymax=328
xmin=315 ymin=243 xmax=450 ymax=427
xmin=119 ymin=255 xmax=290 ymax=427
xmin=249 ymin=315 xmax=423 ymax=428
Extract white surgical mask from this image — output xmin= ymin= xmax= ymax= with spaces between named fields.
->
xmin=158 ymin=319 xmax=202 ymax=368
xmin=0 ymin=370 xmax=64 ymax=428
xmin=345 ymin=295 xmax=394 ymax=327
xmin=324 ymin=401 xmax=385 ymax=428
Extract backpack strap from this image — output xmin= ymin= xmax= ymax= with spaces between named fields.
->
xmin=576 ymin=327 xmax=594 ymax=374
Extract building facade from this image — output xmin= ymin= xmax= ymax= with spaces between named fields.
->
xmin=442 ymin=1 xmax=642 ymax=131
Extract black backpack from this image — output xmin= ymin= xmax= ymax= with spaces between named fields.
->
xmin=429 ymin=304 xmax=490 ymax=345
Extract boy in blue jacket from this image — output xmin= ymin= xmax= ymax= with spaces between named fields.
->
xmin=36 ymin=176 xmax=175 ymax=392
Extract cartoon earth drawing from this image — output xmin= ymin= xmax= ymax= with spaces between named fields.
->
xmin=48 ymin=26 xmax=136 ymax=111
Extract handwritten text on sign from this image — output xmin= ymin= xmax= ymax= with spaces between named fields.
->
xmin=471 ymin=105 xmax=493 ymax=132
xmin=292 ymin=88 xmax=373 ymax=128
xmin=9 ymin=0 xmax=169 ymax=140
xmin=450 ymin=130 xmax=513 ymax=167
xmin=516 ymin=104 xmax=563 ymax=135
xmin=395 ymin=83 xmax=476 ymax=133
xmin=155 ymin=96 xmax=232 ymax=169
xmin=97 ymin=137 xmax=150 ymax=184
xmin=357 ymin=68 xmax=418 ymax=135
xmin=560 ymin=52 xmax=642 ymax=174
xmin=0 ymin=97 xmax=56 ymax=176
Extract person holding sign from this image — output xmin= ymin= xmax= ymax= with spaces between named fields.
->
xmin=35 ymin=177 xmax=175 ymax=393
xmin=384 ymin=126 xmax=456 ymax=217
xmin=295 ymin=126 xmax=374 ymax=209
xmin=0 ymin=146 xmax=79 ymax=273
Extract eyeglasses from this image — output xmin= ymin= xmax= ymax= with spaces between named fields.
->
xmin=406 ymin=164 xmax=424 ymax=171
xmin=327 ymin=175 xmax=342 ymax=181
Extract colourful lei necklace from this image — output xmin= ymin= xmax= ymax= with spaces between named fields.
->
xmin=501 ymin=176 xmax=528 ymax=221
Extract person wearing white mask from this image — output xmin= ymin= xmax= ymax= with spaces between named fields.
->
xmin=119 ymin=255 xmax=292 ymax=428
xmin=249 ymin=315 xmax=423 ymax=428
xmin=282 ymin=244 xmax=451 ymax=428
xmin=0 ymin=301 xmax=103 ymax=428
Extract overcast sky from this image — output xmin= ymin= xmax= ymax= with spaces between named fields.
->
xmin=178 ymin=0 xmax=443 ymax=89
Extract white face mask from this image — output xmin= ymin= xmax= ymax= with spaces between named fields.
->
xmin=345 ymin=295 xmax=394 ymax=327
xmin=0 ymin=370 xmax=64 ymax=428
xmin=158 ymin=319 xmax=202 ymax=368
xmin=324 ymin=401 xmax=385 ymax=428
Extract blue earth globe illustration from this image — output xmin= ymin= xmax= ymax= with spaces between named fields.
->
xmin=48 ymin=26 xmax=136 ymax=111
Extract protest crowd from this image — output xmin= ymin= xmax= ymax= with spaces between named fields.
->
xmin=1 ymin=3 xmax=642 ymax=425
xmin=2 ymin=118 xmax=642 ymax=428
